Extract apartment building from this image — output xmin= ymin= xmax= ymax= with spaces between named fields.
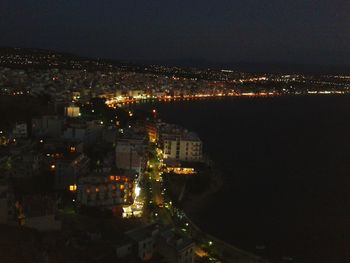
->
xmin=54 ymin=153 xmax=90 ymax=190
xmin=115 ymin=131 xmax=147 ymax=175
xmin=76 ymin=172 xmax=136 ymax=210
xmin=159 ymin=123 xmax=202 ymax=162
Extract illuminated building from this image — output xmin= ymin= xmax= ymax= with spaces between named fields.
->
xmin=76 ymin=172 xmax=136 ymax=210
xmin=64 ymin=105 xmax=80 ymax=118
xmin=145 ymin=121 xmax=158 ymax=143
xmin=159 ymin=124 xmax=203 ymax=162
xmin=165 ymin=167 xmax=196 ymax=175
xmin=128 ymin=89 xmax=145 ymax=98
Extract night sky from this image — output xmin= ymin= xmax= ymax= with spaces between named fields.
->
xmin=1 ymin=0 xmax=350 ymax=65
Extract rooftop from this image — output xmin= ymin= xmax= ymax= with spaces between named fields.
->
xmin=126 ymin=223 xmax=159 ymax=242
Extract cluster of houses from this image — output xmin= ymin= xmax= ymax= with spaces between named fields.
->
xmin=0 ymin=103 xmax=150 ymax=228
xmin=0 ymin=98 xmax=200 ymax=262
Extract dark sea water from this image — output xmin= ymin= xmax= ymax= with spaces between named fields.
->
xmin=137 ymin=96 xmax=350 ymax=263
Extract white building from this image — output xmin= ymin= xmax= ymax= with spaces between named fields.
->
xmin=158 ymin=123 xmax=203 ymax=162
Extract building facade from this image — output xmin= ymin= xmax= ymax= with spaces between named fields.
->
xmin=54 ymin=153 xmax=90 ymax=190
xmin=76 ymin=173 xmax=135 ymax=210
xmin=159 ymin=123 xmax=203 ymax=162
xmin=116 ymin=224 xmax=195 ymax=263
xmin=64 ymin=105 xmax=80 ymax=118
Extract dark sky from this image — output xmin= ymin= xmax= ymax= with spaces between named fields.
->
xmin=1 ymin=0 xmax=350 ymax=65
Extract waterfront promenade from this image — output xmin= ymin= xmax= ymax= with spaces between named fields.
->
xmin=143 ymin=144 xmax=271 ymax=263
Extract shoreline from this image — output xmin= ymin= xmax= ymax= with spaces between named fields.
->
xmin=150 ymin=96 xmax=350 ymax=262
xmin=178 ymin=160 xmax=271 ymax=263
xmin=179 ymin=166 xmax=271 ymax=263
xmin=182 ymin=166 xmax=223 ymax=220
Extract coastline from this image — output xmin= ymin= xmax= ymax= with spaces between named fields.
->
xmin=179 ymin=162 xmax=271 ymax=263
xmin=143 ymin=96 xmax=350 ymax=262
xmin=182 ymin=165 xmax=223 ymax=221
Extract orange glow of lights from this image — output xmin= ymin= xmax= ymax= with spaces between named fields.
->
xmin=120 ymin=185 xmax=125 ymax=190
xmin=115 ymin=176 xmax=120 ymax=181
xmin=95 ymin=187 xmax=100 ymax=193
xmin=69 ymin=184 xmax=77 ymax=192
xmin=110 ymin=176 xmax=115 ymax=181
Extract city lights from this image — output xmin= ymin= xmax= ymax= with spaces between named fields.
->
xmin=135 ymin=186 xmax=141 ymax=197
